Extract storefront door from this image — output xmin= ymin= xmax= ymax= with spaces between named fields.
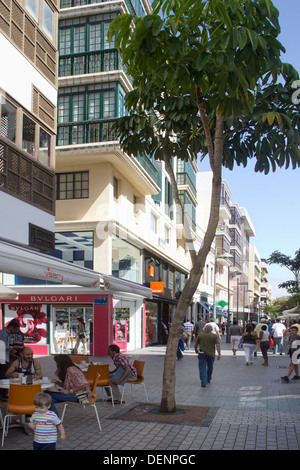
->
xmin=52 ymin=305 xmax=93 ymax=354
xmin=113 ymin=300 xmax=138 ymax=352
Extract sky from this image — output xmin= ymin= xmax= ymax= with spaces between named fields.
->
xmin=221 ymin=0 xmax=300 ymax=298
xmin=197 ymin=0 xmax=300 ymax=299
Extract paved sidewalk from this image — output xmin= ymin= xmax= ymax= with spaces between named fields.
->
xmin=1 ymin=335 xmax=300 ymax=452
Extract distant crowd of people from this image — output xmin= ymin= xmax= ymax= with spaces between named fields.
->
xmin=176 ymin=316 xmax=300 ymax=387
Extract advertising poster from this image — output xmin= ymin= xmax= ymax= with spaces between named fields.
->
xmin=5 ymin=304 xmax=47 ymax=345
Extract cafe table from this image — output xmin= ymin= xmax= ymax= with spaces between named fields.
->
xmin=0 ymin=377 xmax=56 ymax=435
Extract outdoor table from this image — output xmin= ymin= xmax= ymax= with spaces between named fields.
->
xmin=0 ymin=378 xmax=55 ymax=391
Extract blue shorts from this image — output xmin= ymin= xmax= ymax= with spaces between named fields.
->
xmin=33 ymin=441 xmax=56 ymax=450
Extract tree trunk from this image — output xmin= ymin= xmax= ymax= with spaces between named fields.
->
xmin=159 ymin=112 xmax=224 ymax=413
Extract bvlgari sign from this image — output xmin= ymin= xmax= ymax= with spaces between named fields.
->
xmin=30 ymin=295 xmax=79 ymax=302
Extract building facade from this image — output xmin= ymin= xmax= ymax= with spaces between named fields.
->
xmin=54 ymin=0 xmax=196 ymax=351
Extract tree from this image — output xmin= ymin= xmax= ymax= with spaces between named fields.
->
xmin=108 ymin=0 xmax=300 ymax=412
xmin=268 ymin=249 xmax=300 ymax=293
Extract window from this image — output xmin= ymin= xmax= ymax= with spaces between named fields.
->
xmin=58 ymin=96 xmax=70 ymax=123
xmin=112 ymin=236 xmax=140 ymax=283
xmin=39 ymin=128 xmax=51 ymax=166
xmin=26 ymin=0 xmax=39 ymax=21
xmin=56 ymin=171 xmax=89 ymax=200
xmin=42 ymin=1 xmax=53 ymax=40
xmin=0 ymin=98 xmax=16 ymax=143
xmin=113 ymin=176 xmax=119 ymax=200
xmin=164 ymin=225 xmax=170 ymax=244
xmin=55 ymin=231 xmax=93 ymax=269
xmin=151 ymin=213 xmax=158 ymax=234
xmin=25 ymin=0 xmax=54 ymax=40
xmin=22 ymin=115 xmax=36 ymax=156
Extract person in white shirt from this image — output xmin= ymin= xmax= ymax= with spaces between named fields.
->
xmin=206 ymin=319 xmax=221 ymax=339
xmin=271 ymin=319 xmax=286 ymax=355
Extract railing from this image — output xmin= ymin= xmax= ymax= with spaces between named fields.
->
xmin=59 ymin=50 xmax=123 ymax=77
xmin=0 ymin=137 xmax=55 ymax=214
xmin=57 ymin=119 xmax=116 ymax=146
xmin=176 ymin=172 xmax=197 ymax=198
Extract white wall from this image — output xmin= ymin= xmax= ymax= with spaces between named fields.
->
xmin=0 ymin=191 xmax=54 ymax=246
xmin=0 ymin=33 xmax=57 ymax=110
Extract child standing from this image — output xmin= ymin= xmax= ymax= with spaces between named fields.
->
xmin=29 ymin=392 xmax=66 ymax=450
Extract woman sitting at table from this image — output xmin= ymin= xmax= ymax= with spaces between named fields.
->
xmin=47 ymin=354 xmax=90 ymax=416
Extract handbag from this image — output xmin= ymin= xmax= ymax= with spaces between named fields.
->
xmin=75 ymin=390 xmax=90 ymax=404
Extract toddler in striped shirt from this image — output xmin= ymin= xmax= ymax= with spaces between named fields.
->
xmin=29 ymin=392 xmax=66 ymax=450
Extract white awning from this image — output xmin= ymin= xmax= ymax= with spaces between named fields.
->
xmin=102 ymin=275 xmax=152 ymax=299
xmin=0 ymin=240 xmax=152 ymax=298
xmin=0 ymin=240 xmax=100 ymax=288
xmin=0 ymin=283 xmax=19 ymax=299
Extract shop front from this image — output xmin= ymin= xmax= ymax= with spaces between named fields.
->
xmin=143 ymin=250 xmax=187 ymax=346
xmin=0 ymin=240 xmax=152 ymax=356
xmin=1 ymin=283 xmax=151 ymax=356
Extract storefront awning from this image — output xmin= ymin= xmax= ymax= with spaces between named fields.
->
xmin=199 ymin=301 xmax=212 ymax=312
xmin=0 ymin=240 xmax=152 ymax=299
xmin=0 ymin=240 xmax=100 ymax=288
xmin=0 ymin=283 xmax=19 ymax=299
xmin=102 ymin=275 xmax=152 ymax=299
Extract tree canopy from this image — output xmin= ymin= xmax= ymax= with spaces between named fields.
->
xmin=268 ymin=249 xmax=300 ymax=293
xmin=109 ymin=0 xmax=300 ymax=174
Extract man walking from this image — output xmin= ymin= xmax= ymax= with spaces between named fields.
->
xmin=194 ymin=324 xmax=221 ymax=387
xmin=183 ymin=319 xmax=194 ymax=349
xmin=271 ymin=319 xmax=286 ymax=355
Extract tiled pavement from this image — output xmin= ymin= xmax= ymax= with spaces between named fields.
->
xmin=1 ymin=335 xmax=300 ymax=452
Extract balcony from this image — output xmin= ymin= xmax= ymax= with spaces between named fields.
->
xmin=57 ymin=119 xmax=115 ymax=146
xmin=219 ymin=196 xmax=231 ymax=220
xmin=59 ymin=50 xmax=123 ymax=77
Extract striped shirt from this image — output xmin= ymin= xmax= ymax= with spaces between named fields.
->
xmin=30 ymin=410 xmax=61 ymax=444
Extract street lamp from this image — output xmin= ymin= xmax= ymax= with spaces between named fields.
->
xmin=244 ymin=289 xmax=253 ymax=323
xmin=236 ymin=281 xmax=248 ymax=327
xmin=226 ymin=268 xmax=242 ymax=343
xmin=213 ymin=249 xmax=233 ymax=319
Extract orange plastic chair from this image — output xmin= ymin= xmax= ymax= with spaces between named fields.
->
xmin=60 ymin=373 xmax=102 ymax=431
xmin=69 ymin=355 xmax=90 ymax=365
xmin=120 ymin=360 xmax=148 ymax=403
xmin=1 ymin=383 xmax=42 ymax=446
xmin=86 ymin=364 xmax=114 ymax=406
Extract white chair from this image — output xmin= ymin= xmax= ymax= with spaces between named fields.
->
xmin=121 ymin=360 xmax=149 ymax=403
xmin=61 ymin=373 xmax=102 ymax=431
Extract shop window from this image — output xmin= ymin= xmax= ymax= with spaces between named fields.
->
xmin=112 ymin=236 xmax=140 ymax=283
xmin=53 ymin=306 xmax=93 ymax=354
xmin=54 ymin=231 xmax=93 ymax=269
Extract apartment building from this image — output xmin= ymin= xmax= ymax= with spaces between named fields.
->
xmin=0 ymin=0 xmax=58 ymax=258
xmin=0 ymin=0 xmax=156 ymax=357
xmin=196 ymin=172 xmax=266 ymax=324
xmin=52 ymin=0 xmax=202 ymax=353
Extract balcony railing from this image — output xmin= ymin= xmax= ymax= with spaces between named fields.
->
xmin=59 ymin=50 xmax=123 ymax=77
xmin=57 ymin=119 xmax=116 ymax=146
xmin=176 ymin=172 xmax=197 ymax=198
xmin=0 ymin=137 xmax=55 ymax=214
